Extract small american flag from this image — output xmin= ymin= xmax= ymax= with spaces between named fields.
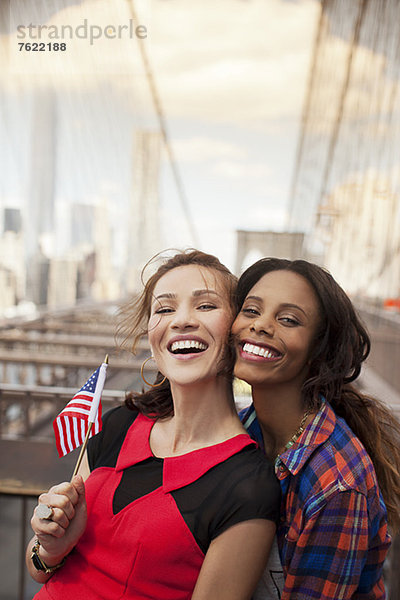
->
xmin=53 ymin=361 xmax=107 ymax=457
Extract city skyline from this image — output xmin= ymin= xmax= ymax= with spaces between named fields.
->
xmin=0 ymin=0 xmax=319 ymax=285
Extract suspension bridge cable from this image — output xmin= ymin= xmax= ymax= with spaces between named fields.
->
xmin=317 ymin=0 xmax=368 ymax=204
xmin=286 ymin=0 xmax=327 ymax=231
xmin=129 ymin=0 xmax=200 ymax=247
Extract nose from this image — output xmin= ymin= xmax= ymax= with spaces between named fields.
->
xmin=250 ymin=317 xmax=274 ymax=337
xmin=170 ymin=305 xmax=199 ymax=330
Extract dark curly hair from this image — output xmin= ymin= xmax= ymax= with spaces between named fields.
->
xmin=117 ymin=249 xmax=237 ymax=419
xmin=236 ymin=257 xmax=400 ymax=531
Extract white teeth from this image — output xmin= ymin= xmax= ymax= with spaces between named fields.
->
xmin=170 ymin=340 xmax=207 ymax=352
xmin=243 ymin=343 xmax=277 ymax=358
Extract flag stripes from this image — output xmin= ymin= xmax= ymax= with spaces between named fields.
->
xmin=54 ymin=410 xmax=102 ymax=457
xmin=53 ymin=365 xmax=105 ymax=457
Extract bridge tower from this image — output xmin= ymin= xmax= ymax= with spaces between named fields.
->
xmin=235 ymin=230 xmax=305 ymax=275
xmin=125 ymin=130 xmax=163 ymax=292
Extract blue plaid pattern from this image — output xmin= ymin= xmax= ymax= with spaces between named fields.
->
xmin=241 ymin=400 xmax=391 ymax=599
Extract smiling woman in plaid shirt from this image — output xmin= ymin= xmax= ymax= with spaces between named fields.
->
xmin=233 ymin=257 xmax=400 ymax=600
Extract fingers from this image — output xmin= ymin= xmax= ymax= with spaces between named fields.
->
xmin=71 ymin=475 xmax=86 ymax=499
xmin=32 ymin=479 xmax=86 ymax=538
xmin=43 ymin=478 xmax=84 ymax=513
xmin=32 ymin=511 xmax=66 ymax=539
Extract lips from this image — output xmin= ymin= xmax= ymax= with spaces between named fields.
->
xmin=239 ymin=340 xmax=282 ymax=360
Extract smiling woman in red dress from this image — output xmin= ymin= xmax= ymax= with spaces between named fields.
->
xmin=26 ymin=249 xmax=280 ymax=600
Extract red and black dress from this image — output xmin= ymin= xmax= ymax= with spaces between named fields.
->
xmin=35 ymin=406 xmax=280 ymax=599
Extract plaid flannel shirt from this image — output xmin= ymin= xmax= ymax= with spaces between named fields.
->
xmin=241 ymin=400 xmax=391 ymax=600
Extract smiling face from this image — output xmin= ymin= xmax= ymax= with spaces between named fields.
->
xmin=147 ymin=265 xmax=234 ymax=387
xmin=232 ymin=269 xmax=321 ymax=390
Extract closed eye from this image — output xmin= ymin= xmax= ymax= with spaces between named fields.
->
xmin=242 ymin=307 xmax=260 ymax=316
xmin=154 ymin=307 xmax=174 ymax=314
xmin=198 ymin=303 xmax=217 ymax=311
xmin=279 ymin=316 xmax=300 ymax=326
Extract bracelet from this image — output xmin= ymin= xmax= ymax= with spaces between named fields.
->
xmin=31 ymin=539 xmax=67 ymax=575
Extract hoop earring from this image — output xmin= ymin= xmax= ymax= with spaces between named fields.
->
xmin=140 ymin=356 xmax=167 ymax=388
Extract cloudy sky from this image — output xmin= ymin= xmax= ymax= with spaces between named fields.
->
xmin=2 ymin=0 xmax=320 ymax=273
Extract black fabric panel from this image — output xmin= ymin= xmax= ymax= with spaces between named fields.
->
xmin=87 ymin=405 xmax=139 ymax=470
xmin=171 ymin=446 xmax=280 ymax=553
xmin=112 ymin=457 xmax=163 ymax=514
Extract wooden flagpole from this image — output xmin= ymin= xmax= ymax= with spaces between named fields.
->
xmin=71 ymin=422 xmax=94 ymax=480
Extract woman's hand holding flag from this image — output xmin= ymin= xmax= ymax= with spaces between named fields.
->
xmin=32 ymin=475 xmax=87 ymax=567
xmin=27 ymin=356 xmax=109 ymax=579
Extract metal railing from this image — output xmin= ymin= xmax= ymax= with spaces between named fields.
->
xmin=358 ymin=305 xmax=400 ymax=398
xmin=0 ymin=385 xmax=124 ymax=600
xmin=0 ymin=383 xmax=123 ymax=439
xmin=1 ymin=381 xmax=399 ymax=598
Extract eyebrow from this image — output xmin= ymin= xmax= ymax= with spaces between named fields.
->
xmin=153 ymin=293 xmax=175 ymax=301
xmin=193 ymin=289 xmax=219 ymax=297
xmin=244 ymin=296 xmax=308 ymax=317
xmin=153 ymin=289 xmax=219 ymax=302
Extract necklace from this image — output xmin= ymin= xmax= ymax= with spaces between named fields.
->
xmin=276 ymin=409 xmax=310 ymax=461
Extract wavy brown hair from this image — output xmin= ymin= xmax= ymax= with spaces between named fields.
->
xmin=117 ymin=249 xmax=237 ymax=419
xmin=236 ymin=257 xmax=400 ymax=531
